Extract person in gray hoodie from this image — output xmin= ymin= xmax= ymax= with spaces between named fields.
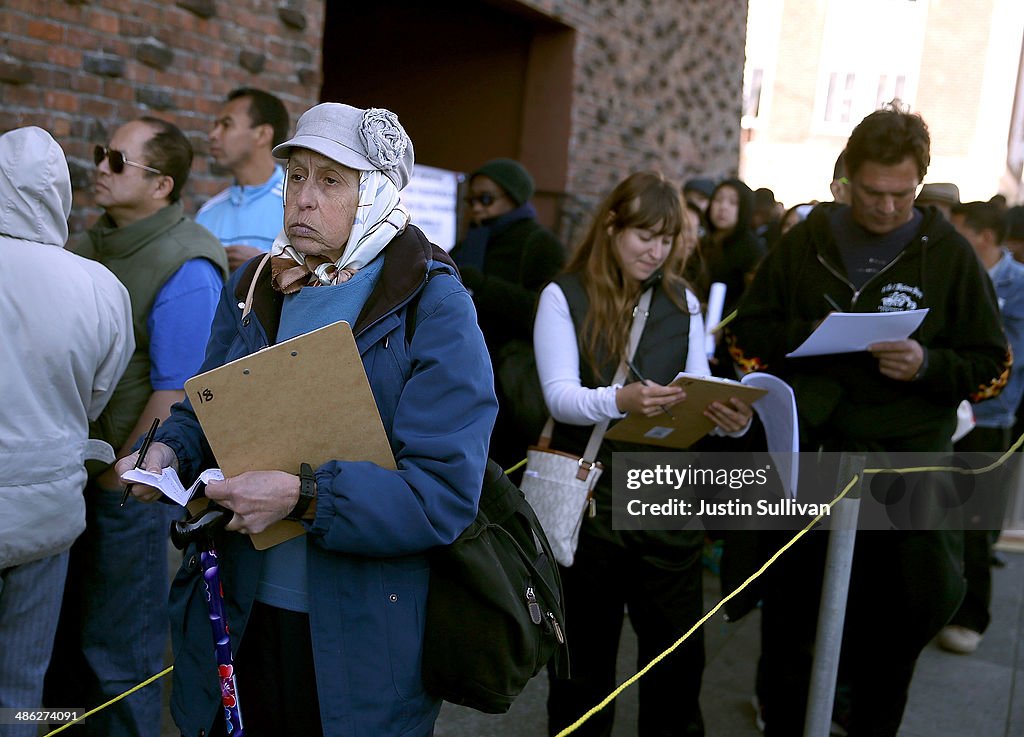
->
xmin=0 ymin=126 xmax=133 ymax=734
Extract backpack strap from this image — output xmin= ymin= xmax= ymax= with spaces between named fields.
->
xmin=234 ymin=252 xmax=283 ymax=343
xmin=404 ymin=267 xmax=452 ymax=345
xmin=240 ymin=252 xmax=273 ymax=322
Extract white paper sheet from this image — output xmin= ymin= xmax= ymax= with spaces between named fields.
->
xmin=705 ymin=282 xmax=727 ymax=358
xmin=785 ymin=308 xmax=929 ymax=358
xmin=120 ymin=467 xmax=224 ymax=507
xmin=742 ymin=372 xmax=799 ymax=499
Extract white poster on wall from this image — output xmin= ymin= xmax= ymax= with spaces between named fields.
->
xmin=403 ymin=164 xmax=462 ymax=251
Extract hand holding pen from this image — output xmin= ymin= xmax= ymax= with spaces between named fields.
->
xmin=120 ymin=417 xmax=160 ymax=506
xmin=619 ymin=359 xmax=682 ymax=419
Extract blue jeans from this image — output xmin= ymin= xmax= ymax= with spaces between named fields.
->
xmin=45 ymin=485 xmax=181 ymax=737
xmin=0 ymin=551 xmax=69 ymax=737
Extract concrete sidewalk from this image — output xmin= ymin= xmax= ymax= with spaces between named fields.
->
xmin=434 ymin=549 xmax=1024 ymax=737
xmin=156 ymin=548 xmax=1023 ymax=736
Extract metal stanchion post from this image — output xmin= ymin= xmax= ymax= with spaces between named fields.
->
xmin=803 ymin=453 xmax=865 ymax=737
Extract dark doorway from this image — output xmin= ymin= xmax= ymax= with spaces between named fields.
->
xmin=321 ymin=0 xmax=574 ymax=230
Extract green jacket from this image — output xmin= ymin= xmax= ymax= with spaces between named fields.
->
xmin=75 ymin=202 xmax=228 ymax=452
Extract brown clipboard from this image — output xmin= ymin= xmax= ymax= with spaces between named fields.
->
xmin=603 ymin=373 xmax=768 ymax=449
xmin=183 ymin=320 xmax=395 ymax=549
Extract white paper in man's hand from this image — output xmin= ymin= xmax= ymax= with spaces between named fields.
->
xmin=786 ymin=309 xmax=929 ymax=358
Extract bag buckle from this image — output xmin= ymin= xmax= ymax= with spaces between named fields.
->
xmin=576 ymin=458 xmax=594 ymax=482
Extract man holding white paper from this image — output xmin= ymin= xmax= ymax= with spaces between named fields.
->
xmin=728 ymin=108 xmax=1007 ymax=422
xmin=785 ymin=308 xmax=928 ymax=359
xmin=725 ymin=105 xmax=1009 ymax=737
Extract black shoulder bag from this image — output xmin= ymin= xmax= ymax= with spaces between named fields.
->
xmin=406 ymin=270 xmax=570 ymax=712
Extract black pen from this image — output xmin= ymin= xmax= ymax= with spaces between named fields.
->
xmin=120 ymin=417 xmax=160 ymax=506
xmin=823 ymin=293 xmax=844 ymax=313
xmin=625 ymin=358 xmax=675 ymax=420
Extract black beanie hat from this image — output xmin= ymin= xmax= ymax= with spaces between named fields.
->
xmin=471 ymin=158 xmax=535 ymax=206
xmin=683 ymin=177 xmax=716 ymax=199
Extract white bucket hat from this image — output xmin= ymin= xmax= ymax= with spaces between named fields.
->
xmin=272 ymin=103 xmax=414 ymax=190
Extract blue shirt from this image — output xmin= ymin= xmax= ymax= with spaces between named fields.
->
xmin=256 ymin=255 xmax=385 ymax=613
xmin=148 ymin=258 xmax=223 ymax=390
xmin=196 ymin=165 xmax=285 ymax=252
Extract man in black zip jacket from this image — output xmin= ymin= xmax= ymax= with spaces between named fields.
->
xmin=726 ymin=105 xmax=1010 ymax=737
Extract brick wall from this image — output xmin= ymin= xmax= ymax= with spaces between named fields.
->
xmin=518 ymin=0 xmax=748 ymax=221
xmin=0 ymin=0 xmax=324 ymax=237
xmin=0 ymin=0 xmax=747 ymax=239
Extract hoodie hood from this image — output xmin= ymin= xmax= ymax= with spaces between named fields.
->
xmin=0 ymin=126 xmax=72 ymax=247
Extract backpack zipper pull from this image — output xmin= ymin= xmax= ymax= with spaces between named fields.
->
xmin=526 ymin=586 xmax=543 ymax=625
xmin=588 ymin=496 xmax=596 ymax=517
xmin=547 ymin=612 xmax=565 ymax=644
xmin=526 ymin=585 xmax=543 ymax=625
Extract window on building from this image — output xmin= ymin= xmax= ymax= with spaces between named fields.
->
xmin=744 ymin=67 xmax=765 ymax=120
xmin=876 ymin=74 xmax=907 ymax=110
xmin=824 ymin=72 xmax=857 ymax=124
xmin=741 ymin=0 xmax=783 ymax=130
xmin=812 ymin=0 xmax=927 ymax=135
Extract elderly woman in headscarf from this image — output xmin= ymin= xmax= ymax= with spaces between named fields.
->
xmin=116 ymin=103 xmax=497 ymax=737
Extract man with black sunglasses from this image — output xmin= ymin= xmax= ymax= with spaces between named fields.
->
xmin=44 ymin=116 xmax=228 ymax=737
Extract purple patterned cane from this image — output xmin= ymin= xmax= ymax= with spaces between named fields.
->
xmin=200 ymin=547 xmax=244 ymax=735
xmin=171 ymin=506 xmax=244 ymax=735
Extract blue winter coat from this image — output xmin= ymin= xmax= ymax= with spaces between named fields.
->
xmin=973 ymin=248 xmax=1024 ymax=429
xmin=157 ymin=227 xmax=497 ymax=737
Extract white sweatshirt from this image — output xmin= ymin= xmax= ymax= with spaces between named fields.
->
xmin=0 ymin=127 xmax=134 ymax=568
xmin=534 ymin=282 xmax=710 ymax=425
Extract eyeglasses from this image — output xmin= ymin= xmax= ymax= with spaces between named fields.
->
xmin=465 ymin=192 xmax=503 ymax=207
xmin=93 ymin=145 xmax=162 ymax=175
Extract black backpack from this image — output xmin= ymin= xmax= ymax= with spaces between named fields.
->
xmin=421 ymin=457 xmax=570 ymax=712
xmin=407 ymin=268 xmax=569 ymax=712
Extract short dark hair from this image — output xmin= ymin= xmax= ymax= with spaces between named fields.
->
xmin=844 ymin=104 xmax=930 ymax=180
xmin=227 ymin=88 xmax=290 ymax=147
xmin=833 ymin=150 xmax=847 ymax=181
xmin=952 ymin=200 xmax=1008 ymax=243
xmin=753 ymin=187 xmax=776 ymax=209
xmin=138 ymin=116 xmax=193 ymax=203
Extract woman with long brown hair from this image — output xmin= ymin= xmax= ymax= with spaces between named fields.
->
xmin=533 ymin=171 xmax=752 ymax=736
